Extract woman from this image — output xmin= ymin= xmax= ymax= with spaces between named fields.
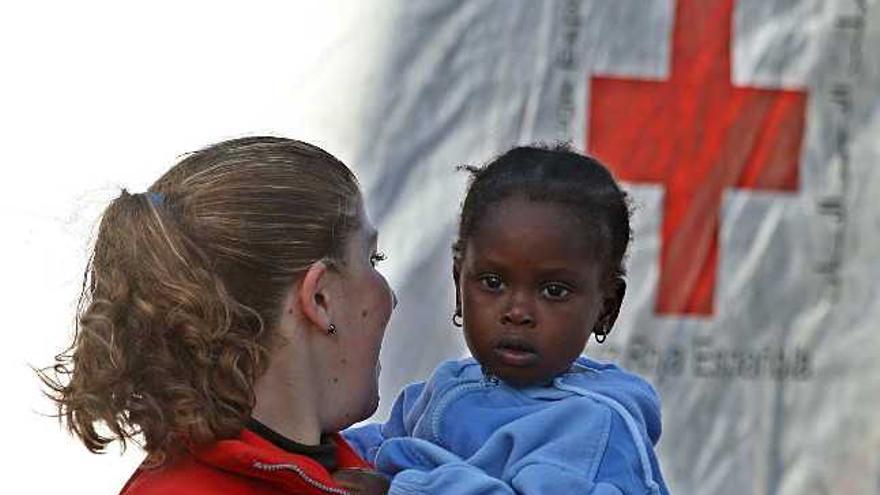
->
xmin=40 ymin=137 xmax=395 ymax=494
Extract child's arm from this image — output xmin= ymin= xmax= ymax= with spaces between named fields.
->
xmin=376 ymin=437 xmax=517 ymax=494
xmin=374 ymin=394 xmax=664 ymax=494
xmin=375 ymin=435 xmax=620 ymax=494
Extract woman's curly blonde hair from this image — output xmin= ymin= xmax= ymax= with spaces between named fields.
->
xmin=39 ymin=137 xmax=361 ymax=464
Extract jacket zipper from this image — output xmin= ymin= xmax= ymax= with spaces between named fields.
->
xmin=252 ymin=461 xmax=350 ymax=495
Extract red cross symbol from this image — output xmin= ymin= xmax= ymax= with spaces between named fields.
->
xmin=588 ymin=0 xmax=807 ymax=316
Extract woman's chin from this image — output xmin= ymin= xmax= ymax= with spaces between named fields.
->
xmin=364 ymin=391 xmax=380 ymax=418
xmin=336 ymin=392 xmax=380 ymax=430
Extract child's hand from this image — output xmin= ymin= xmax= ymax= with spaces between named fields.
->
xmin=332 ymin=468 xmax=390 ymax=495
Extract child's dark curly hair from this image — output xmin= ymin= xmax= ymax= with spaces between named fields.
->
xmin=454 ymin=143 xmax=632 ymax=280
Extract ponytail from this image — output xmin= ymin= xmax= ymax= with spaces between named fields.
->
xmin=39 ymin=137 xmax=360 ymax=462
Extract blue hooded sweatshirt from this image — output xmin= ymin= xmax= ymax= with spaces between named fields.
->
xmin=344 ymin=357 xmax=670 ymax=494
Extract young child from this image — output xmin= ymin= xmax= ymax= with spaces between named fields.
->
xmin=344 ymin=145 xmax=670 ymax=494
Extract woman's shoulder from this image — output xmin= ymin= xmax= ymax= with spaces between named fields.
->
xmin=121 ymin=432 xmax=365 ymax=495
xmin=119 ymin=455 xmax=258 ymax=495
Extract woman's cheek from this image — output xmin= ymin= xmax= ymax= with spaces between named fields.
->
xmin=374 ymin=273 xmax=395 ymax=327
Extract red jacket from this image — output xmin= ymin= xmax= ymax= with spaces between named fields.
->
xmin=120 ymin=430 xmax=372 ymax=495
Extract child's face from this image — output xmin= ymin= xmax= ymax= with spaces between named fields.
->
xmin=454 ymin=196 xmax=621 ymax=386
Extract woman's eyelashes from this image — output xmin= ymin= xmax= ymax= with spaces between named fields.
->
xmin=370 ymin=251 xmax=387 ymax=268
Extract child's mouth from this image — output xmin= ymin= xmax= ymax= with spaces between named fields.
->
xmin=493 ymin=338 xmax=538 ymax=367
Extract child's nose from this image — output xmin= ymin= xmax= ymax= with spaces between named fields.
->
xmin=500 ymin=292 xmax=535 ymax=327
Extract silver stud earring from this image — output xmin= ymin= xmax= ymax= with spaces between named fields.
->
xmin=327 ymin=323 xmax=337 ymax=335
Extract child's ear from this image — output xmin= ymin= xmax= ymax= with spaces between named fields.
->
xmin=595 ymin=277 xmax=626 ymax=337
xmin=296 ymin=260 xmax=333 ymax=333
xmin=452 ymin=260 xmax=462 ymax=316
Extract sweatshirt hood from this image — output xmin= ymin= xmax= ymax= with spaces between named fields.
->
xmin=513 ymin=357 xmax=662 ymax=445
xmin=566 ymin=357 xmax=662 ymax=445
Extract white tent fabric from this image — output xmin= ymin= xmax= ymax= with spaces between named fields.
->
xmin=338 ymin=1 xmax=880 ymax=493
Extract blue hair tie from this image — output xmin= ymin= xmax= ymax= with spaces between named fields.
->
xmin=147 ymin=192 xmax=165 ymax=207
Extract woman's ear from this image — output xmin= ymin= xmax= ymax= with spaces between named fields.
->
xmin=596 ymin=277 xmax=626 ymax=336
xmin=297 ymin=261 xmax=332 ymax=333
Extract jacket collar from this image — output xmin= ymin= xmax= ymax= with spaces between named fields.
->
xmin=193 ymin=429 xmax=370 ymax=494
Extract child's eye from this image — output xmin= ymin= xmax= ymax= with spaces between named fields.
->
xmin=370 ymin=252 xmax=387 ymax=267
xmin=478 ymin=274 xmax=504 ymax=291
xmin=541 ymin=283 xmax=572 ymax=300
